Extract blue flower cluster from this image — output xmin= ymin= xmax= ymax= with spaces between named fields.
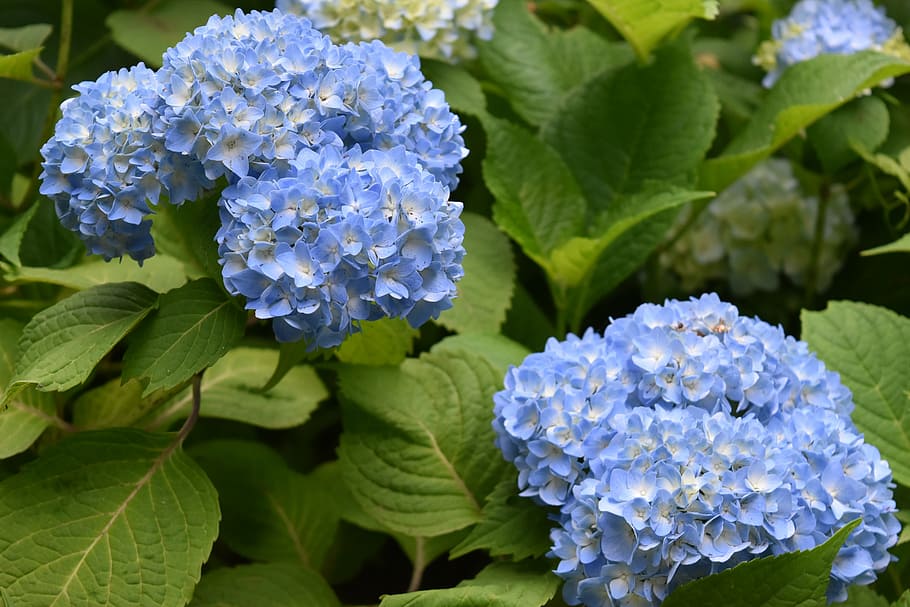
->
xmin=39 ymin=9 xmax=467 ymax=346
xmin=493 ymin=294 xmax=899 ymax=606
xmin=156 ymin=10 xmax=466 ymax=189
xmin=216 ymin=145 xmax=464 ymax=347
xmin=39 ymin=64 xmax=211 ymax=261
xmin=755 ymin=0 xmax=910 ymax=87
xmin=275 ymin=0 xmax=497 ymax=62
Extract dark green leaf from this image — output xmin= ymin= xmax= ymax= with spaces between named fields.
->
xmin=0 ymin=429 xmax=220 ymax=606
xmin=449 ymin=477 xmax=551 ymax=560
xmin=380 ymin=561 xmax=559 ymax=607
xmin=0 ymin=203 xmax=38 ymax=266
xmin=189 ymin=563 xmax=340 ymax=607
xmin=338 ymin=350 xmax=507 ymax=536
xmin=662 ymin=520 xmax=859 ymax=607
xmin=106 ymin=0 xmax=231 ymax=67
xmin=480 ymin=0 xmax=631 ymax=126
xmin=151 ymin=197 xmax=223 ymax=282
xmin=541 ymin=39 xmax=719 ymax=208
xmin=122 ymin=279 xmax=246 ymax=396
xmin=801 ymin=302 xmax=910 ymax=486
xmin=191 ymin=440 xmax=339 ymax=569
xmin=808 ymin=96 xmax=890 ymax=173
xmin=9 ymin=282 xmax=158 ymax=396
xmin=438 ymin=213 xmax=515 ymax=334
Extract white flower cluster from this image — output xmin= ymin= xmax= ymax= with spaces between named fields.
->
xmin=659 ymin=159 xmax=856 ymax=296
xmin=275 ymin=0 xmax=497 ymax=61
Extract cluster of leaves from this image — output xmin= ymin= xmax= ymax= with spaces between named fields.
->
xmin=3 ymin=0 xmax=910 ymax=606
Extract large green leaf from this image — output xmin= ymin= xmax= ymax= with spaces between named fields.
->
xmin=8 ymin=282 xmax=158 ymax=397
xmin=140 ymin=346 xmax=327 ymax=430
xmin=841 ymin=586 xmax=890 ymax=607
xmin=0 ymin=24 xmax=52 ymax=53
xmin=151 ymin=197 xmax=223 ymax=282
xmin=431 ymin=333 xmax=530 ymax=376
xmin=0 ymin=429 xmax=220 ymax=606
xmin=338 ymin=350 xmax=508 ymax=537
xmin=191 ymin=440 xmax=338 ymax=569
xmin=0 ymin=319 xmax=56 ymax=458
xmin=449 ymin=477 xmax=551 ymax=560
xmin=807 ymin=95 xmax=890 ymax=174
xmin=6 ymin=254 xmax=189 ymax=293
xmin=0 ymin=48 xmax=42 ymax=83
xmin=106 ymin=0 xmax=231 ymax=67
xmin=0 ymin=202 xmax=37 ymax=266
xmin=483 ymin=116 xmax=587 ymax=262
xmin=662 ymin=519 xmax=859 ymax=607
xmin=379 ymin=561 xmax=559 ymax=607
xmin=801 ymin=302 xmax=910 ymax=486
xmin=122 ymin=279 xmax=246 ymax=396
xmin=585 ymin=0 xmax=718 ymax=59
xmin=479 ymin=0 xmax=631 ymax=126
xmin=541 ymin=39 xmax=718 ymax=208
xmin=336 ymin=318 xmax=418 ymax=366
xmin=420 ymin=59 xmax=486 ymax=118
xmin=701 ymin=52 xmax=910 ymax=192
xmin=189 ymin=563 xmax=340 ymax=607
xmin=437 ymin=213 xmax=515 ymax=335
xmin=71 ymin=378 xmax=153 ymax=430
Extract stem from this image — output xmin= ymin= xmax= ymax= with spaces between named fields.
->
xmin=407 ymin=537 xmax=426 ymax=593
xmin=176 ymin=372 xmax=204 ymax=445
xmin=55 ymin=0 xmax=74 ymax=81
xmin=803 ymin=181 xmax=831 ymax=309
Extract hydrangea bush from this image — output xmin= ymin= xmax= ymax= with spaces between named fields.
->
xmin=3 ymin=1 xmax=910 ymax=606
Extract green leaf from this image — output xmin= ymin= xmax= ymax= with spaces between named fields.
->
xmin=0 ymin=319 xmax=56 ymax=458
xmin=431 ymin=333 xmax=530 ymax=376
xmin=0 ymin=48 xmax=41 ymax=83
xmin=6 ymin=254 xmax=189 ymax=293
xmin=808 ymin=95 xmax=890 ymax=174
xmin=801 ymin=302 xmax=910 ymax=486
xmin=449 ymin=477 xmax=551 ymax=560
xmin=17 ymin=198 xmax=82 ymax=268
xmin=0 ymin=429 xmax=220 ymax=606
xmin=189 ymin=563 xmax=340 ymax=607
xmin=894 ymin=590 xmax=910 ymax=607
xmin=437 ymin=213 xmax=515 ymax=334
xmin=841 ymin=585 xmax=890 ymax=607
xmin=141 ymin=346 xmax=327 ymax=430
xmin=662 ymin=519 xmax=860 ymax=607
xmin=483 ymin=116 xmax=587 ymax=261
xmin=701 ymin=52 xmax=910 ymax=192
xmin=586 ymin=0 xmax=718 ymax=59
xmin=479 ymin=0 xmax=631 ymax=126
xmin=861 ymin=233 xmax=910 ymax=256
xmin=380 ymin=561 xmax=559 ymax=607
xmin=0 ymin=203 xmax=38 ymax=266
xmin=0 ymin=24 xmax=52 ymax=53
xmin=71 ymin=378 xmax=152 ymax=430
xmin=421 ymin=59 xmax=486 ymax=117
xmin=336 ymin=318 xmax=418 ymax=366
xmin=8 ymin=282 xmax=158 ymax=396
xmin=106 ymin=0 xmax=231 ymax=67
xmin=122 ymin=279 xmax=246 ymax=396
xmin=541 ymin=39 xmax=718 ymax=208
xmin=191 ymin=440 xmax=339 ymax=569
xmin=338 ymin=350 xmax=507 ymax=537
xmin=151 ymin=197 xmax=223 ymax=282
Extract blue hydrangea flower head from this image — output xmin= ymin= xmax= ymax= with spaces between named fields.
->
xmin=493 ymin=294 xmax=898 ymax=605
xmin=659 ymin=159 xmax=856 ymax=296
xmin=756 ymin=0 xmax=910 ymax=87
xmin=156 ymin=9 xmax=467 ymax=189
xmin=275 ymin=0 xmax=498 ymax=62
xmin=39 ymin=64 xmax=211 ymax=262
xmin=216 ymin=144 xmax=464 ymax=347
